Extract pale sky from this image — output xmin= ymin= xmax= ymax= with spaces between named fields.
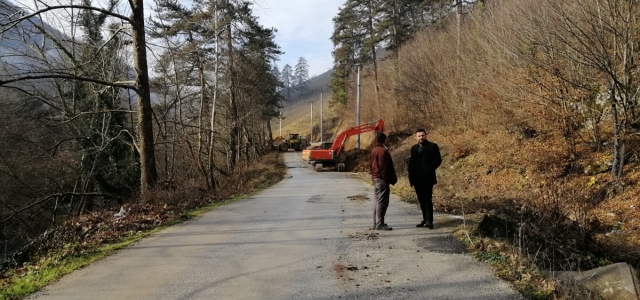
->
xmin=252 ymin=0 xmax=345 ymax=77
xmin=15 ymin=0 xmax=344 ymax=77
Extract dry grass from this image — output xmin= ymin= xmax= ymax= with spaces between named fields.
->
xmin=279 ymin=92 xmax=336 ymax=143
xmin=322 ymin=0 xmax=640 ymax=297
xmin=342 ymin=126 xmax=639 ymax=298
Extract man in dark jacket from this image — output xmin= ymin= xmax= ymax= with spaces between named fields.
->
xmin=370 ymin=132 xmax=397 ymax=230
xmin=408 ymin=129 xmax=442 ymax=229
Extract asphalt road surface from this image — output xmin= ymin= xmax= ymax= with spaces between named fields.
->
xmin=29 ymin=152 xmax=524 ymax=300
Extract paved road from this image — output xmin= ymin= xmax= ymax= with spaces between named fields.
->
xmin=29 ymin=152 xmax=524 ymax=300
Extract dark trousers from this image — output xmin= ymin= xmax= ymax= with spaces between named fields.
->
xmin=372 ymin=178 xmax=389 ymax=227
xmin=415 ymin=184 xmax=434 ymax=223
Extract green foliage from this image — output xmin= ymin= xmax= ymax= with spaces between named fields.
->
xmin=0 ymin=237 xmax=140 ymax=300
xmin=329 ymin=0 xmax=456 ymax=105
xmin=67 ymin=0 xmax=140 ymax=200
xmin=329 ymin=64 xmax=348 ymax=106
xmin=475 ymin=251 xmax=509 ymax=265
xmin=294 ymin=57 xmax=310 ymax=87
xmin=281 ymin=64 xmax=293 ymax=101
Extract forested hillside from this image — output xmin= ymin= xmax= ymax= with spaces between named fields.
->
xmin=329 ymin=0 xmax=640 ymax=298
xmin=0 ymin=0 xmax=284 ymax=273
xmin=2 ymin=0 xmax=640 ymax=298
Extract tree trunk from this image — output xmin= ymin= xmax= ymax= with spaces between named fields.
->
xmin=131 ymin=0 xmax=158 ymax=193
xmin=367 ymin=3 xmax=380 ymax=107
xmin=610 ymin=84 xmax=622 ymax=180
xmin=266 ymin=119 xmax=273 ymax=145
xmin=197 ymin=61 xmax=210 ymax=188
xmin=208 ymin=2 xmax=220 ymax=190
xmin=226 ymin=3 xmax=239 ymax=172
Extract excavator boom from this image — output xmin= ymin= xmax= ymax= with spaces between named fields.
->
xmin=301 ymin=119 xmax=384 ymax=166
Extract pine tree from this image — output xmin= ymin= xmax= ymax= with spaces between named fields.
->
xmin=271 ymin=64 xmax=281 ymax=91
xmin=281 ymin=64 xmax=293 ymax=101
xmin=330 ymin=2 xmax=363 ymax=105
xmin=294 ymin=57 xmax=310 ymax=87
xmin=217 ymin=0 xmax=284 ymax=167
xmin=150 ymin=0 xmax=218 ymax=187
xmin=294 ymin=57 xmax=310 ymax=97
xmin=330 ymin=0 xmax=383 ymax=105
xmin=353 ymin=0 xmax=382 ymax=104
xmin=71 ymin=0 xmax=140 ymax=208
xmin=375 ymin=0 xmax=420 ymax=54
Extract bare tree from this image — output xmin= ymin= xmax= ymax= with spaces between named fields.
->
xmin=1 ymin=0 xmax=158 ymax=192
xmin=513 ymin=0 xmax=640 ymax=180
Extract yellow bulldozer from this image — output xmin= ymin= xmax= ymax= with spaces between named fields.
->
xmin=275 ymin=133 xmax=309 ymax=152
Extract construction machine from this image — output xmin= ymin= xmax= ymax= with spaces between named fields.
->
xmin=278 ymin=133 xmax=309 ymax=152
xmin=301 ymin=119 xmax=384 ymax=172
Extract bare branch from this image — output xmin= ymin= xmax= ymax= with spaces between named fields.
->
xmin=0 ymin=192 xmax=107 ymax=224
xmin=0 ymin=5 xmax=131 ymax=35
xmin=45 ymin=109 xmax=136 ymax=126
xmin=0 ymin=74 xmax=137 ymax=90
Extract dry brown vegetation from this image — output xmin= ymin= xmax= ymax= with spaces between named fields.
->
xmin=279 ymin=92 xmax=342 ymax=144
xmin=330 ymin=0 xmax=640 ymax=298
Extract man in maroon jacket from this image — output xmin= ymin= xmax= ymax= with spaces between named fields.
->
xmin=369 ymin=132 xmax=398 ymax=230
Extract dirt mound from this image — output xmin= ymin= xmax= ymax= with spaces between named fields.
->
xmin=344 ymin=148 xmax=370 ymax=172
xmin=343 ymin=131 xmax=412 ymax=173
xmin=386 ymin=131 xmax=412 ymax=150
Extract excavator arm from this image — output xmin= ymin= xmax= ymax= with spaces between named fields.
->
xmin=329 ymin=119 xmax=384 ymax=157
xmin=301 ymin=119 xmax=384 ymax=167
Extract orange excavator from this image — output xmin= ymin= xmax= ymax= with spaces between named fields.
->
xmin=301 ymin=119 xmax=384 ymax=172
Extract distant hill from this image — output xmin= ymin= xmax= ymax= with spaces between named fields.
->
xmin=0 ymin=0 xmax=69 ymax=71
xmin=277 ymin=68 xmax=334 ymax=141
xmin=281 ymin=68 xmax=331 ymax=105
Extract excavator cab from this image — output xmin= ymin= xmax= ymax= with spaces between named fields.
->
xmin=321 ymin=141 xmax=333 ymax=150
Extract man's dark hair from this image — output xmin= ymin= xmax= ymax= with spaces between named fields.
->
xmin=416 ymin=129 xmax=426 ymax=134
xmin=376 ymin=132 xmax=387 ymax=143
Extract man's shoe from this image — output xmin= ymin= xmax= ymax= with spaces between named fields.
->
xmin=374 ymin=225 xmax=392 ymax=231
xmin=416 ymin=220 xmax=426 ymax=227
xmin=423 ymin=222 xmax=434 ymax=229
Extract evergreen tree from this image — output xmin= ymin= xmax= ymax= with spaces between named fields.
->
xmin=330 ymin=0 xmax=384 ymax=105
xmin=294 ymin=57 xmax=310 ymax=97
xmin=271 ymin=64 xmax=282 ymax=91
xmin=330 ymin=2 xmax=363 ymax=105
xmin=281 ymin=64 xmax=293 ymax=101
xmin=294 ymin=57 xmax=310 ymax=87
xmin=73 ymin=0 xmax=139 ymax=204
xmin=375 ymin=0 xmax=420 ymax=53
xmin=329 ymin=0 xmax=455 ymax=106
xmin=150 ymin=0 xmax=219 ymax=187
xmin=218 ymin=0 xmax=284 ymax=168
xmin=352 ymin=0 xmax=382 ymax=104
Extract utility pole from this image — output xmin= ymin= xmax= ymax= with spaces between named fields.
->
xmin=279 ymin=112 xmax=282 ymax=137
xmin=356 ymin=64 xmax=361 ymax=149
xmin=320 ymin=92 xmax=323 ymax=144
xmin=310 ymin=102 xmax=313 ymax=142
xmin=456 ymin=0 xmax=461 ymax=58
